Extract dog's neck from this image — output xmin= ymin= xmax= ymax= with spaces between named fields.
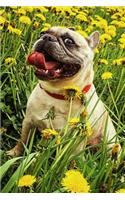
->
xmin=39 ymin=61 xmax=94 ymax=95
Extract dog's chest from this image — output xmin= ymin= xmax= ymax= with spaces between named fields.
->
xmin=26 ymin=84 xmax=107 ymax=139
xmin=26 ymin=84 xmax=82 ymax=129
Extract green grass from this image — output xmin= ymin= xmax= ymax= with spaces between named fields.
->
xmin=0 ymin=6 xmax=125 ymax=193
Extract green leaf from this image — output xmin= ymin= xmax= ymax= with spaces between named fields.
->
xmin=1 ymin=153 xmax=36 ymax=193
xmin=0 ymin=157 xmax=22 ymax=181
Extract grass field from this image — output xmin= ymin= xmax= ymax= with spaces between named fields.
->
xmin=0 ymin=6 xmax=125 ymax=193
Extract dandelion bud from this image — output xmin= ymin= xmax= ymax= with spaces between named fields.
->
xmin=56 ymin=136 xmax=61 ymax=145
xmin=112 ymin=143 xmax=121 ymax=160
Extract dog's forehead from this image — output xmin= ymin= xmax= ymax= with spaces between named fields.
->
xmin=48 ymin=27 xmax=88 ymax=46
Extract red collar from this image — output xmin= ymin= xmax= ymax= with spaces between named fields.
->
xmin=39 ymin=84 xmax=92 ymax=100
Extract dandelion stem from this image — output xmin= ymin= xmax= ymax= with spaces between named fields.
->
xmin=49 ymin=118 xmax=54 ymax=130
xmin=64 ymin=97 xmax=73 ymax=136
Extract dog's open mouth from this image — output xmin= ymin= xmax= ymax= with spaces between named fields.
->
xmin=27 ymin=51 xmax=80 ymax=80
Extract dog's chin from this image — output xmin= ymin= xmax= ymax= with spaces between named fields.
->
xmin=33 ymin=51 xmax=81 ymax=81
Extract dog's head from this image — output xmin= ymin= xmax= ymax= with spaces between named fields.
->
xmin=28 ymin=27 xmax=99 ymax=81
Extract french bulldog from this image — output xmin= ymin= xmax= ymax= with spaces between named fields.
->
xmin=7 ymin=27 xmax=116 ymax=156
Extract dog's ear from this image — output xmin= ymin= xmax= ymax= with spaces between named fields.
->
xmin=87 ymin=31 xmax=100 ymax=49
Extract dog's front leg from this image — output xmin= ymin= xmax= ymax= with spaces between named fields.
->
xmin=7 ymin=118 xmax=32 ymax=156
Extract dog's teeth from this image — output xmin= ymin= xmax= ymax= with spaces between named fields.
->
xmin=56 ymin=69 xmax=61 ymax=73
xmin=45 ymin=70 xmax=48 ymax=74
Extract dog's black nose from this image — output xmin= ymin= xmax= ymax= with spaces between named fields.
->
xmin=42 ymin=34 xmax=57 ymax=42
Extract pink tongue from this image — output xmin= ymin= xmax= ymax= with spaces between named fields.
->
xmin=45 ymin=61 xmax=58 ymax=70
xmin=27 ymin=52 xmax=58 ymax=70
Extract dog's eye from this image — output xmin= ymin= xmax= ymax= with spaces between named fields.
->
xmin=64 ymin=38 xmax=75 ymax=45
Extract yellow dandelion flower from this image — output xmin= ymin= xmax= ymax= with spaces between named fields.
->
xmin=111 ymin=13 xmax=119 ymax=20
xmin=63 ymin=86 xmax=82 ymax=98
xmin=8 ymin=25 xmax=22 ymax=36
xmin=119 ymin=38 xmax=125 ymax=44
xmin=37 ymin=6 xmax=48 ymax=13
xmin=101 ymin=72 xmax=112 ymax=80
xmin=113 ymin=60 xmax=120 ymax=65
xmin=85 ymin=120 xmax=93 ymax=137
xmin=35 ymin=14 xmax=46 ymax=21
xmin=8 ymin=25 xmax=14 ymax=33
xmin=105 ymin=25 xmax=116 ymax=37
xmin=76 ymin=14 xmax=87 ymax=22
xmin=61 ymin=169 xmax=90 ymax=193
xmin=75 ymin=25 xmax=82 ymax=30
xmin=92 ymin=18 xmax=108 ymax=30
xmin=43 ymin=23 xmax=51 ymax=28
xmin=100 ymin=59 xmax=108 ymax=65
xmin=85 ymin=26 xmax=94 ymax=33
xmin=94 ymin=48 xmax=99 ymax=54
xmin=120 ymin=43 xmax=125 ymax=49
xmin=68 ymin=118 xmax=80 ymax=125
xmin=5 ymin=57 xmax=17 ymax=65
xmin=116 ymin=188 xmax=125 ymax=193
xmin=117 ymin=21 xmax=125 ymax=28
xmin=113 ymin=57 xmax=125 ymax=65
xmin=18 ymin=175 xmax=36 ymax=187
xmin=41 ymin=23 xmax=51 ymax=32
xmin=41 ymin=128 xmax=58 ymax=139
xmin=100 ymin=33 xmax=112 ymax=44
xmin=13 ymin=28 xmax=22 ymax=36
xmin=16 ymin=8 xmax=26 ymax=15
xmin=19 ymin=16 xmax=31 ymax=25
xmin=0 ymin=16 xmax=6 ymax=24
xmin=0 ymin=25 xmax=4 ymax=30
xmin=118 ymin=34 xmax=125 ymax=49
xmin=121 ymin=33 xmax=125 ymax=39
xmin=76 ymin=30 xmax=88 ymax=38
xmin=121 ymin=17 xmax=125 ymax=22
xmin=0 ymin=9 xmax=5 ymax=16
xmin=33 ymin=21 xmax=40 ymax=29
xmin=23 ymin=7 xmax=34 ymax=13
xmin=10 ymin=6 xmax=18 ymax=9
